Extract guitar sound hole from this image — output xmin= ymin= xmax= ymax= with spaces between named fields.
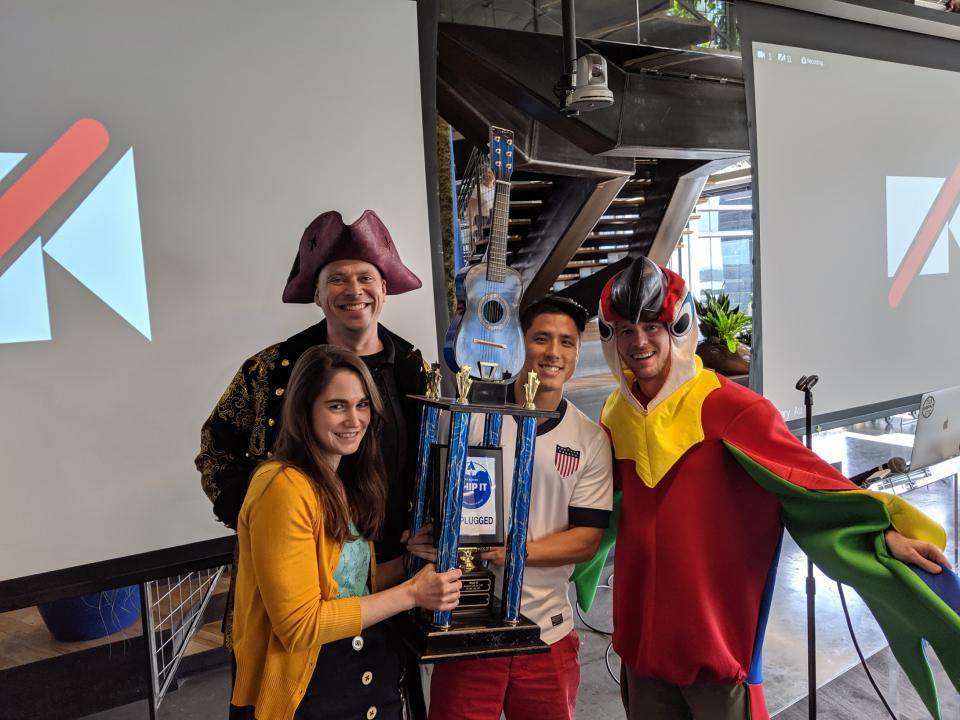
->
xmin=482 ymin=300 xmax=505 ymax=325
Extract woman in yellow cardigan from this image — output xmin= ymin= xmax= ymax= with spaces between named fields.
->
xmin=230 ymin=345 xmax=462 ymax=720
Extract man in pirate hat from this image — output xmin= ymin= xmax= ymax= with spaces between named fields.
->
xmin=196 ymin=209 xmax=428 ymax=630
xmin=591 ymin=256 xmax=960 ymax=719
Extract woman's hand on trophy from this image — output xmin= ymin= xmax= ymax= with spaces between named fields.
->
xmin=408 ymin=564 xmax=462 ymax=611
xmin=477 ymin=546 xmax=506 ymax=566
xmin=403 ymin=524 xmax=437 ymax=562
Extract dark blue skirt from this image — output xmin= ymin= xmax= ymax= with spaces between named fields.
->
xmin=230 ymin=622 xmax=404 ymax=720
xmin=296 ymin=622 xmax=404 ymax=720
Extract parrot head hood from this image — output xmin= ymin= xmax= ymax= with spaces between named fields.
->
xmin=598 ymin=256 xmax=700 ymax=411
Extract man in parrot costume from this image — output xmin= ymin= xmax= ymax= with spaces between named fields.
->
xmin=574 ymin=256 xmax=960 ymax=719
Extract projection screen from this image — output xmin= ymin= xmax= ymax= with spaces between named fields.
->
xmin=0 ymin=0 xmax=435 ymax=581
xmin=739 ymin=1 xmax=960 ymax=424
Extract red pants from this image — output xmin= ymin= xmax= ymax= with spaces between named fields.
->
xmin=428 ymin=630 xmax=580 ymax=720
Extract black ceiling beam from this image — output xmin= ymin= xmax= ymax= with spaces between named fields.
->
xmin=438 ymin=23 xmax=749 ymax=159
xmin=438 ymin=74 xmax=634 ymax=178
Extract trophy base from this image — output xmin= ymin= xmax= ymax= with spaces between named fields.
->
xmin=399 ymin=600 xmax=547 ymax=664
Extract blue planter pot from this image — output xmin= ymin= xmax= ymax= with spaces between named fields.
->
xmin=38 ymin=585 xmax=141 ymax=642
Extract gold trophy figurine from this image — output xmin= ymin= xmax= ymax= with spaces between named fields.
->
xmin=421 ymin=360 xmax=435 ymax=400
xmin=522 ymin=370 xmax=540 ymax=410
xmin=456 ymin=365 xmax=473 ymax=404
xmin=422 ymin=360 xmax=442 ymax=400
xmin=458 ymin=548 xmax=478 ymax=573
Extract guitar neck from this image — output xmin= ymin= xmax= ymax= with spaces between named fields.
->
xmin=487 ymin=179 xmax=511 ymax=283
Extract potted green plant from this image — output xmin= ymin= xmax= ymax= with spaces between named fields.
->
xmin=695 ymin=292 xmax=752 ymax=376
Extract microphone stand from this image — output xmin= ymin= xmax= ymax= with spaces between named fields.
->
xmin=795 ymin=374 xmax=819 ymax=719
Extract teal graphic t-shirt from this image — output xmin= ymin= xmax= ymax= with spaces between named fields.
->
xmin=333 ymin=522 xmax=370 ymax=598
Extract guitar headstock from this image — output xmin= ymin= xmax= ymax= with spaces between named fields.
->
xmin=488 ymin=126 xmax=514 ymax=183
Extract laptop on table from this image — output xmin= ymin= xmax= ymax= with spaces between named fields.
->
xmin=868 ymin=384 xmax=960 ymax=494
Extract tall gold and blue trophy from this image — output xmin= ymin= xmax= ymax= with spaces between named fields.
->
xmin=401 ymin=363 xmax=554 ymax=662
xmin=400 ymin=125 xmax=552 ymax=661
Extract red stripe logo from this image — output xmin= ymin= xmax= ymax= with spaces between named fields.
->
xmin=887 ymin=160 xmax=960 ymax=308
xmin=0 ymin=119 xmax=151 ymax=344
xmin=0 ymin=119 xmax=109 ymax=263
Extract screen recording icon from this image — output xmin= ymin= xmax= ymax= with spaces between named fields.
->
xmin=756 ymin=48 xmax=792 ymax=64
xmin=886 ymin=162 xmax=960 ymax=308
xmin=0 ymin=119 xmax=151 ymax=344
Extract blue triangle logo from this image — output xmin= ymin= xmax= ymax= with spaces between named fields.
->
xmin=0 ymin=238 xmax=51 ymax=344
xmin=43 ymin=147 xmax=152 ymax=340
xmin=0 ymin=152 xmax=26 ymax=183
xmin=886 ymin=176 xmax=949 ymax=277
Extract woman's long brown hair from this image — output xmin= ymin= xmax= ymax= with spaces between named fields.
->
xmin=270 ymin=345 xmax=387 ymax=543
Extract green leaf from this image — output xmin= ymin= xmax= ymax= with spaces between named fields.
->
xmin=697 ymin=290 xmax=751 ymax=350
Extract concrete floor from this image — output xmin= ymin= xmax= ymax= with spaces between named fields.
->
xmin=84 ymin=370 xmax=960 ymax=719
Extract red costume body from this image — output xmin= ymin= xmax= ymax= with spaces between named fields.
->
xmin=592 ymin=258 xmax=959 ymax=720
xmin=607 ymin=376 xmax=857 ymax=715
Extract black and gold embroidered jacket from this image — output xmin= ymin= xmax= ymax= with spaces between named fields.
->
xmin=195 ymin=320 xmax=426 ymax=562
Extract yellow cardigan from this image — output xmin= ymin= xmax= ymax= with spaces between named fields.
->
xmin=231 ymin=462 xmax=378 ymax=720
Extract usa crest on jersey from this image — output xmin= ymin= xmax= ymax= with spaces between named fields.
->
xmin=554 ymin=445 xmax=581 ymax=477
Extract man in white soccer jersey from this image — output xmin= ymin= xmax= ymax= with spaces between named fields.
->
xmin=428 ymin=296 xmax=613 ymax=720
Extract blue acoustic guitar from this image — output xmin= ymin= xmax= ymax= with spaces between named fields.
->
xmin=444 ymin=127 xmax=524 ymax=381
